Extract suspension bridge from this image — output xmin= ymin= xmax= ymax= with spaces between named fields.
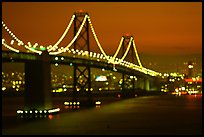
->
xmin=2 ymin=11 xmax=162 ymax=111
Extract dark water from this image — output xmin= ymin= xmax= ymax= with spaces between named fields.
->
xmin=2 ymin=94 xmax=202 ymax=135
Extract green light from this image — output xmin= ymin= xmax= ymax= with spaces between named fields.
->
xmin=69 ymin=63 xmax=73 ymax=66
xmin=40 ymin=47 xmax=46 ymax=51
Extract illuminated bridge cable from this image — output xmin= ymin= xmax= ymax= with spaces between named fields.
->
xmin=2 ymin=16 xmax=161 ymax=76
xmin=2 ymin=21 xmax=24 ymax=46
xmin=22 ymin=42 xmax=44 ymax=54
xmin=49 ymin=15 xmax=88 ymax=55
xmin=120 ymin=37 xmax=133 ymax=61
xmin=108 ymin=37 xmax=133 ymax=65
xmin=47 ymin=15 xmax=75 ymax=52
xmin=107 ymin=37 xmax=124 ymax=64
xmin=24 ymin=45 xmax=42 ymax=55
xmin=112 ymin=37 xmax=124 ymax=59
xmin=28 ymin=42 xmax=33 ymax=48
xmin=87 ymin=16 xmax=109 ymax=60
xmin=132 ymin=39 xmax=143 ymax=68
xmin=2 ymin=39 xmax=19 ymax=53
xmin=2 ymin=21 xmax=43 ymax=54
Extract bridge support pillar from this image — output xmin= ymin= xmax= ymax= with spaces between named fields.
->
xmin=24 ymin=51 xmax=52 ymax=110
xmin=144 ymin=78 xmax=150 ymax=91
xmin=136 ymin=76 xmax=161 ymax=92
xmin=148 ymin=77 xmax=161 ymax=91
xmin=135 ymin=77 xmax=144 ymax=90
xmin=135 ymin=77 xmax=150 ymax=91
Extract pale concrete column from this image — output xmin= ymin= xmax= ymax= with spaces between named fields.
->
xmin=135 ymin=77 xmax=145 ymax=90
xmin=144 ymin=78 xmax=150 ymax=91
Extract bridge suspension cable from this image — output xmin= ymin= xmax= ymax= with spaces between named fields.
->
xmin=24 ymin=45 xmax=43 ymax=54
xmin=2 ymin=21 xmax=24 ymax=46
xmin=109 ymin=37 xmax=133 ymax=64
xmin=120 ymin=37 xmax=133 ymax=61
xmin=2 ymin=37 xmax=43 ymax=54
xmin=2 ymin=39 xmax=19 ymax=53
xmin=112 ymin=37 xmax=124 ymax=59
xmin=49 ymin=14 xmax=88 ymax=55
xmin=132 ymin=38 xmax=143 ymax=68
xmin=87 ymin=16 xmax=110 ymax=61
xmin=110 ymin=37 xmax=143 ymax=69
xmin=2 ymin=13 xmax=161 ymax=76
xmin=2 ymin=21 xmax=44 ymax=54
xmin=47 ymin=15 xmax=75 ymax=52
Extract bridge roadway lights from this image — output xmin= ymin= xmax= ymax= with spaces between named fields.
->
xmin=64 ymin=101 xmax=81 ymax=109
xmin=64 ymin=100 xmax=101 ymax=109
xmin=24 ymin=51 xmax=53 ymax=112
xmin=16 ymin=108 xmax=60 ymax=119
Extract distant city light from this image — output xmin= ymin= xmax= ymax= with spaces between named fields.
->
xmin=54 ymin=63 xmax=58 ymax=66
xmin=95 ymin=101 xmax=101 ymax=105
xmin=188 ymin=64 xmax=193 ymax=69
xmin=95 ymin=75 xmax=107 ymax=81
xmin=2 ymin=87 xmax=6 ymax=91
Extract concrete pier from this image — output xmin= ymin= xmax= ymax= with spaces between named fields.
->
xmin=24 ymin=51 xmax=52 ymax=110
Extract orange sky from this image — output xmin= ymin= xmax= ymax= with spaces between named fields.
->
xmin=2 ymin=2 xmax=202 ymax=74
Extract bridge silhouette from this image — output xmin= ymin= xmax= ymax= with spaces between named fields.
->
xmin=2 ymin=11 xmax=162 ymax=112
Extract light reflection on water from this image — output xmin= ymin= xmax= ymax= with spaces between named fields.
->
xmin=183 ymin=94 xmax=202 ymax=110
xmin=2 ymin=94 xmax=202 ymax=135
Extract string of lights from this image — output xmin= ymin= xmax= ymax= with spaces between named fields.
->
xmin=2 ymin=39 xmax=19 ymax=53
xmin=47 ymin=15 xmax=76 ymax=52
xmin=2 ymin=21 xmax=43 ymax=54
xmin=88 ymin=16 xmax=109 ymax=60
xmin=112 ymin=37 xmax=124 ymax=59
xmin=132 ymin=39 xmax=143 ymax=68
xmin=2 ymin=13 xmax=161 ymax=76
xmin=49 ymin=14 xmax=88 ymax=55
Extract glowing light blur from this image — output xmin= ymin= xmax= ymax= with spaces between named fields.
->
xmin=95 ymin=76 xmax=108 ymax=82
xmin=2 ymin=12 xmax=161 ymax=76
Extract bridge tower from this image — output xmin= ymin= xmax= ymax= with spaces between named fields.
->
xmin=121 ymin=35 xmax=136 ymax=97
xmin=73 ymin=11 xmax=92 ymax=105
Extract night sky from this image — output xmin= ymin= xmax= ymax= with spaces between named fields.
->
xmin=2 ymin=2 xmax=202 ymax=74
